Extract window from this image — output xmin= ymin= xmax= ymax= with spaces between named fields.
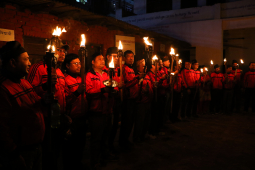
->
xmin=147 ymin=0 xmax=172 ymax=13
xmin=181 ymin=0 xmax=197 ymax=9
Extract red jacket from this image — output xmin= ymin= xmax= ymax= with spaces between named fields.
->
xmin=181 ymin=69 xmax=195 ymax=88
xmin=231 ymin=69 xmax=242 ymax=84
xmin=123 ymin=64 xmax=139 ymax=99
xmin=193 ymin=69 xmax=201 ymax=87
xmin=158 ymin=67 xmax=169 ymax=77
xmin=174 ymin=73 xmax=182 ymax=92
xmin=0 ymin=74 xmax=45 ymax=157
xmin=243 ymin=71 xmax=255 ymax=88
xmin=224 ymin=73 xmax=235 ymax=89
xmin=64 ymin=74 xmax=88 ymax=118
xmin=147 ymin=71 xmax=167 ymax=96
xmin=201 ymin=74 xmax=211 ymax=91
xmin=137 ymin=75 xmax=154 ymax=103
xmin=86 ymin=69 xmax=113 ymax=114
xmin=26 ymin=61 xmax=66 ymax=114
xmin=211 ymin=72 xmax=225 ymax=89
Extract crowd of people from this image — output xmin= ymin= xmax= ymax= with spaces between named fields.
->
xmin=0 ymin=41 xmax=254 ymax=170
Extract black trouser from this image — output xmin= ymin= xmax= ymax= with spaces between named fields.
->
xmin=244 ymin=88 xmax=255 ymax=112
xmin=2 ymin=144 xmax=42 ymax=170
xmin=119 ymin=99 xmax=136 ymax=145
xmin=231 ymin=86 xmax=241 ymax=112
xmin=62 ymin=117 xmax=87 ymax=170
xmin=89 ymin=112 xmax=112 ymax=166
xmin=171 ymin=91 xmax=181 ymax=122
xmin=108 ymin=99 xmax=121 ymax=150
xmin=210 ymin=89 xmax=223 ymax=113
xmin=181 ymin=88 xmax=196 ymax=118
xmin=133 ymin=102 xmax=151 ymax=142
xmin=222 ymin=89 xmax=234 ymax=115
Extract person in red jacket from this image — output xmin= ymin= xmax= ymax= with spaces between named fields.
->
xmin=62 ymin=53 xmax=87 ymax=170
xmin=180 ymin=60 xmax=195 ymax=119
xmin=0 ymin=41 xmax=45 ymax=170
xmin=191 ymin=59 xmax=200 ymax=117
xmin=231 ymin=60 xmax=243 ymax=113
xmin=104 ymin=47 xmax=123 ymax=156
xmin=86 ymin=52 xmax=115 ymax=168
xmin=119 ymin=50 xmax=145 ymax=149
xmin=243 ymin=62 xmax=255 ymax=113
xmin=172 ymin=65 xmax=182 ymax=122
xmin=210 ymin=64 xmax=225 ymax=114
xmin=223 ymin=65 xmax=235 ymax=115
xmin=134 ymin=57 xmax=153 ymax=142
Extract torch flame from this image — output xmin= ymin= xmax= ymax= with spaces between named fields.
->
xmin=62 ymin=28 xmax=67 ymax=32
xmin=152 ymin=55 xmax=158 ymax=61
xmin=205 ymin=67 xmax=208 ymax=71
xmin=47 ymin=45 xmax=51 ymax=50
xmin=211 ymin=60 xmax=213 ymax=65
xmin=176 ymin=54 xmax=179 ymax=57
xmin=109 ymin=56 xmax=115 ymax=68
xmin=200 ymin=68 xmax=203 ymax=73
xmin=170 ymin=48 xmax=175 ymax=55
xmin=240 ymin=59 xmax=244 ymax=64
xmin=171 ymin=72 xmax=175 ymax=75
xmin=143 ymin=37 xmax=152 ymax=46
xmin=52 ymin=26 xmax=63 ymax=36
xmin=118 ymin=40 xmax=123 ymax=50
xmin=224 ymin=58 xmax=227 ymax=62
xmin=52 ymin=45 xmax=55 ymax=53
xmin=80 ymin=34 xmax=86 ymax=47
xmin=179 ymin=59 xmax=182 ymax=64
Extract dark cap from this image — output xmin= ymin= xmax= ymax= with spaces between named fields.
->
xmin=191 ymin=59 xmax=198 ymax=65
xmin=60 ymin=44 xmax=69 ymax=51
xmin=106 ymin=47 xmax=118 ymax=56
xmin=214 ymin=64 xmax=220 ymax=69
xmin=91 ymin=52 xmax=102 ymax=60
xmin=162 ymin=55 xmax=169 ymax=62
xmin=232 ymin=60 xmax=238 ymax=64
xmin=0 ymin=41 xmax=26 ymax=64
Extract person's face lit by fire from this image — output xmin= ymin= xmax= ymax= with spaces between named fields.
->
xmin=249 ymin=63 xmax=255 ymax=71
xmin=185 ymin=62 xmax=191 ymax=70
xmin=107 ymin=53 xmax=119 ymax=66
xmin=227 ymin=67 xmax=232 ymax=73
xmin=124 ymin=53 xmax=134 ymax=65
xmin=192 ymin=63 xmax=199 ymax=70
xmin=92 ymin=55 xmax=105 ymax=69
xmin=56 ymin=48 xmax=66 ymax=63
xmin=136 ymin=59 xmax=145 ymax=73
xmin=215 ymin=67 xmax=220 ymax=73
xmin=163 ymin=59 xmax=170 ymax=68
xmin=11 ymin=52 xmax=31 ymax=77
xmin=66 ymin=58 xmax=81 ymax=74
xmin=233 ymin=62 xmax=238 ymax=69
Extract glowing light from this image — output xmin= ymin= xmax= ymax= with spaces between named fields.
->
xmin=80 ymin=34 xmax=86 ymax=47
xmin=179 ymin=59 xmax=182 ymax=64
xmin=118 ymin=40 xmax=123 ymax=50
xmin=200 ymin=68 xmax=203 ymax=73
xmin=176 ymin=54 xmax=179 ymax=57
xmin=171 ymin=72 xmax=175 ymax=75
xmin=211 ymin=60 xmax=213 ymax=65
xmin=224 ymin=58 xmax=227 ymax=62
xmin=240 ymin=59 xmax=244 ymax=64
xmin=205 ymin=67 xmax=208 ymax=71
xmin=52 ymin=45 xmax=55 ymax=53
xmin=152 ymin=55 xmax=158 ymax=61
xmin=52 ymin=26 xmax=62 ymax=36
xmin=47 ymin=45 xmax=51 ymax=50
xmin=143 ymin=37 xmax=152 ymax=46
xmin=109 ymin=56 xmax=114 ymax=68
xmin=62 ymin=28 xmax=67 ymax=32
xmin=170 ymin=48 xmax=175 ymax=55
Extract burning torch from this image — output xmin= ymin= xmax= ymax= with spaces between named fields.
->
xmin=118 ymin=40 xmax=124 ymax=102
xmin=79 ymin=34 xmax=86 ymax=114
xmin=152 ymin=55 xmax=159 ymax=102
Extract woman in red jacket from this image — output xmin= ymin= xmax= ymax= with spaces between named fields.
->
xmin=62 ymin=53 xmax=87 ymax=170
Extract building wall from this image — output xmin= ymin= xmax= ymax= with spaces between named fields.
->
xmin=0 ymin=4 xmax=166 ymax=63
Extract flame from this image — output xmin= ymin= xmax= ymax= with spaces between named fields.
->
xmin=240 ymin=59 xmax=244 ymax=64
xmin=205 ymin=67 xmax=208 ymax=71
xmin=200 ymin=68 xmax=203 ymax=73
xmin=176 ymin=54 xmax=179 ymax=57
xmin=109 ymin=56 xmax=114 ymax=68
xmin=179 ymin=59 xmax=182 ymax=64
xmin=170 ymin=48 xmax=175 ymax=55
xmin=62 ymin=28 xmax=67 ymax=32
xmin=52 ymin=26 xmax=62 ymax=36
xmin=52 ymin=45 xmax=55 ymax=53
xmin=80 ymin=34 xmax=86 ymax=47
xmin=118 ymin=40 xmax=123 ymax=50
xmin=224 ymin=58 xmax=227 ymax=62
xmin=143 ymin=37 xmax=152 ymax=46
xmin=211 ymin=60 xmax=213 ymax=65
xmin=171 ymin=72 xmax=175 ymax=75
xmin=152 ymin=55 xmax=158 ymax=61
xmin=47 ymin=45 xmax=51 ymax=50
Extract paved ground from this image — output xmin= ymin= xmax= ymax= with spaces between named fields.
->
xmin=92 ymin=114 xmax=255 ymax=170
